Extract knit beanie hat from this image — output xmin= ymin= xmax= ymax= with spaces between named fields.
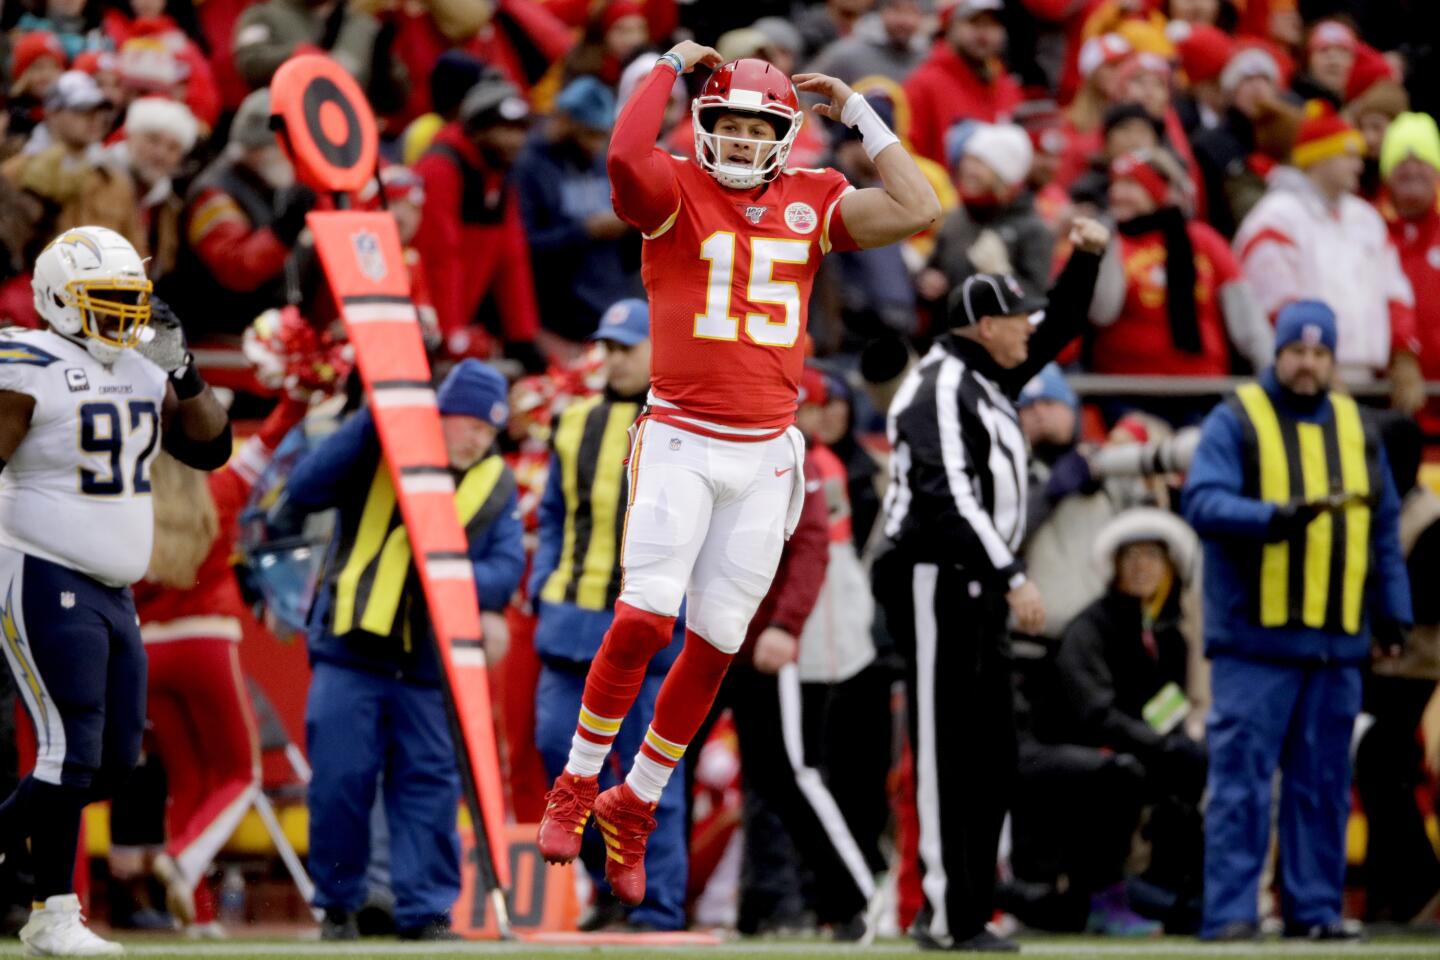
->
xmin=125 ymin=96 xmax=199 ymax=153
xmin=1291 ymin=99 xmax=1364 ymax=169
xmin=9 ymin=30 xmax=66 ymax=81
xmin=1018 ymin=362 xmax=1078 ymax=412
xmin=1380 ymin=111 xmax=1440 ymax=180
xmin=1078 ymin=33 xmax=1131 ymax=80
xmin=1110 ymin=150 xmax=1170 ymax=206
xmin=1219 ymin=45 xmax=1279 ymax=96
xmin=1274 ymin=300 xmax=1337 ymax=356
xmin=438 ymin=359 xmax=510 ymax=428
xmin=962 ymin=123 xmax=1034 ymax=188
xmin=230 ymin=88 xmax=274 ymax=150
xmin=1169 ymin=22 xmax=1233 ymax=86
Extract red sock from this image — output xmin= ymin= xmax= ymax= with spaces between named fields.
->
xmin=626 ymin=630 xmax=734 ymax=803
xmin=565 ymin=601 xmax=675 ymax=778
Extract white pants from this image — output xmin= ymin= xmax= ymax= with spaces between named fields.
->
xmin=619 ymin=419 xmax=805 ymax=654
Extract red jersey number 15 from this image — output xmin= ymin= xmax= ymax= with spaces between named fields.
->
xmin=694 ymin=231 xmax=810 ymax=348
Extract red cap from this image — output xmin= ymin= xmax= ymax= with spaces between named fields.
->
xmin=1110 ymin=150 xmax=1170 ymax=206
xmin=600 ymin=0 xmax=645 ymax=33
xmin=1307 ymin=20 xmax=1357 ymax=54
xmin=10 ymin=31 xmax=66 ymax=81
xmin=1173 ymin=24 xmax=1235 ymax=86
xmin=798 ymin=367 xmax=828 ymax=407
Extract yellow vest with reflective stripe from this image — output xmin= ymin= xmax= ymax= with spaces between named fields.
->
xmin=330 ymin=453 xmax=513 ymax=642
xmin=1231 ymin=383 xmax=1374 ymax=635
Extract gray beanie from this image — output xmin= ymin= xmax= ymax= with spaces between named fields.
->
xmin=230 ymin=89 xmax=275 ymax=150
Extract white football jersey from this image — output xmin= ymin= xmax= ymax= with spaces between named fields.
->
xmin=0 ymin=328 xmax=168 ymax=587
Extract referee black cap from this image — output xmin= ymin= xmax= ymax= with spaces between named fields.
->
xmin=948 ymin=273 xmax=1048 ymax=328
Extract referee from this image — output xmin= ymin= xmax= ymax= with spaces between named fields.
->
xmin=873 ymin=217 xmax=1109 ymax=952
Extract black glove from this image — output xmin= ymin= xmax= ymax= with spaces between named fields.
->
xmin=1372 ymin=617 xmax=1410 ymax=658
xmin=1267 ymin=499 xmax=1324 ymax=541
xmin=272 ymin=185 xmax=318 ymax=246
xmin=505 ymin=340 xmax=548 ymax=374
xmin=1045 ymin=449 xmax=1096 ymax=503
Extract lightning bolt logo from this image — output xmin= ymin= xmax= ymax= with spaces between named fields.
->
xmin=0 ymin=584 xmax=48 ymax=739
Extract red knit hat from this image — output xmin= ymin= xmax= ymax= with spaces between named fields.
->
xmin=9 ymin=31 xmax=66 ymax=82
xmin=1110 ymin=150 xmax=1170 ymax=206
xmin=798 ymin=366 xmax=828 ymax=407
xmin=1171 ymin=23 xmax=1234 ymax=86
xmin=1291 ymin=99 xmax=1364 ymax=168
xmin=600 ymin=0 xmax=645 ymax=33
xmin=1345 ymin=44 xmax=1398 ymax=100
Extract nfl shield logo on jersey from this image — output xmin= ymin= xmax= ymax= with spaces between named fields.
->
xmin=59 ymin=591 xmax=75 ymax=609
xmin=351 ymin=231 xmax=387 ymax=282
xmin=745 ymin=206 xmax=767 ymax=225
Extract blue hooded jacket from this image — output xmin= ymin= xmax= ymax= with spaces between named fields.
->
xmin=1181 ymin=368 xmax=1411 ymax=663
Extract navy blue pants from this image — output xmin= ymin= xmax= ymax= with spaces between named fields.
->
xmin=0 ymin=548 xmax=145 ymax=791
xmin=1202 ymin=655 xmax=1361 ymax=936
xmin=534 ymin=662 xmax=687 ymax=930
xmin=306 ymin=661 xmax=461 ymax=931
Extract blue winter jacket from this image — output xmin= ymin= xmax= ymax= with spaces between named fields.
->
xmin=283 ymin=407 xmax=525 ymax=685
xmin=1181 ymin=368 xmax=1411 ymax=664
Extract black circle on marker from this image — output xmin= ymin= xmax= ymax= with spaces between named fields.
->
xmin=302 ymin=76 xmax=362 ymax=169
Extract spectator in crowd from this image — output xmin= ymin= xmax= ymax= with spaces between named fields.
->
xmin=751 ymin=17 xmax=805 ymax=76
xmin=5 ymin=29 xmax=66 ymax=143
xmin=1170 ymin=23 xmax=1235 ymax=135
xmin=14 ymin=0 xmax=104 ymax=61
xmin=1013 ymin=99 xmax=1070 ymax=229
xmin=1057 ymin=507 xmax=1206 ymax=930
xmin=1055 ymin=32 xmax=1130 ymax=192
xmin=0 ymin=178 xmax=41 ymax=323
xmin=1294 ymin=19 xmax=1355 ymax=105
xmin=1190 ymin=45 xmax=1296 ymax=238
xmin=516 ymin=75 xmax=640 ymax=349
xmin=399 ymin=49 xmax=484 ymax=167
xmin=1356 ymin=414 xmax=1440 ymax=925
xmin=1088 ymin=149 xmax=1271 ymax=397
xmin=1110 ymin=51 xmax=1202 ymax=210
xmin=176 ymin=88 xmax=313 ymax=333
xmin=530 ymin=300 xmax=688 ymax=933
xmin=903 ymin=0 xmax=1022 ymax=166
xmin=276 ymin=360 xmax=524 ymax=942
xmin=794 ymin=0 xmax=874 ymax=61
xmin=1182 ymin=300 xmax=1411 ymax=942
xmin=231 ymin=0 xmax=402 ymax=97
xmin=810 ymin=370 xmax=884 ymax=551
xmin=1344 ymin=76 xmax=1409 ymax=202
xmin=414 ymin=70 xmax=545 ymax=370
xmin=1067 ymin=102 xmax=1162 ymax=210
xmin=106 ymin=96 xmax=197 ymax=284
xmin=1235 ymin=100 xmax=1421 ymax=412
xmin=1381 ymin=112 xmax=1440 ymax=432
xmin=918 ymin=121 xmax=1053 ymax=308
xmin=1 ymin=71 xmax=142 ymax=249
xmin=803 ymin=0 xmax=929 ymax=85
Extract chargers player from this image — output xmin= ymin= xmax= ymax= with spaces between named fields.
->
xmin=538 ymin=41 xmax=939 ymax=909
xmin=0 ymin=227 xmax=230 ymax=956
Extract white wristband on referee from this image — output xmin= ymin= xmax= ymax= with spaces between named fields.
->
xmin=840 ymin=91 xmax=900 ymax=162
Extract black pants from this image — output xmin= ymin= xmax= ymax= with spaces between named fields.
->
xmin=874 ymin=554 xmax=1017 ymax=945
xmin=691 ymin=663 xmax=875 ymax=926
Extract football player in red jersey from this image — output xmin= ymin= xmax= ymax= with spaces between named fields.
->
xmin=538 ymin=40 xmax=939 ymax=912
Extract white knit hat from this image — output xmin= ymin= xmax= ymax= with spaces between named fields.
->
xmin=1220 ymin=46 xmax=1279 ymax=96
xmin=1092 ymin=507 xmax=1199 ymax=584
xmin=963 ymin=123 xmax=1034 ymax=188
xmin=125 ymin=96 xmax=199 ymax=153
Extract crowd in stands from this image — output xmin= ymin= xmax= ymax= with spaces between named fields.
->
xmin=1 ymin=0 xmax=1439 ymax=944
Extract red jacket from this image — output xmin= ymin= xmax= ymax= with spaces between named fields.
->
xmin=134 ymin=396 xmax=309 ymax=638
xmin=413 ymin=123 xmax=539 ymax=345
xmin=1387 ymin=200 xmax=1440 ymax=428
xmin=903 ymin=41 xmax=1023 ymax=166
xmin=1091 ymin=220 xmax=1242 ymax=377
xmin=737 ymin=451 xmax=830 ymax=662
xmin=195 ymin=0 xmax=252 ymax=110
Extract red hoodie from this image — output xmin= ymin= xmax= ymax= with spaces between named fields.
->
xmin=903 ymin=41 xmax=1023 ymax=166
xmin=412 ymin=122 xmax=539 ymax=345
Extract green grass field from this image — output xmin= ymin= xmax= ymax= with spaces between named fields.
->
xmin=1 ymin=936 xmax=1438 ymax=960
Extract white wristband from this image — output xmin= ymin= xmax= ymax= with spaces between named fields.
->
xmin=840 ymin=91 xmax=900 ymax=162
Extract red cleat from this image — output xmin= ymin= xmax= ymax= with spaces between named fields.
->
xmin=537 ymin=771 xmax=598 ymax=864
xmin=593 ymin=784 xmax=658 ymax=906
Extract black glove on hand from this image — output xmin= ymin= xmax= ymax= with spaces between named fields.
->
xmin=1372 ymin=618 xmax=1410 ymax=658
xmin=1268 ymin=499 xmax=1323 ymax=541
xmin=272 ymin=185 xmax=318 ymax=246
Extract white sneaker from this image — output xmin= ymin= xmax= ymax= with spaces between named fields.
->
xmin=151 ymin=853 xmax=195 ymax=925
xmin=19 ymin=895 xmax=124 ymax=956
xmin=184 ymin=921 xmax=227 ymax=940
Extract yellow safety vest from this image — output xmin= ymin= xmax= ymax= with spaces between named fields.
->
xmin=331 ymin=453 xmax=514 ymax=642
xmin=540 ymin=396 xmax=639 ymax=611
xmin=1231 ymin=383 xmax=1376 ymax=635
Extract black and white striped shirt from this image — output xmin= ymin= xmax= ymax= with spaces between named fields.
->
xmin=878 ymin=250 xmax=1102 ymax=588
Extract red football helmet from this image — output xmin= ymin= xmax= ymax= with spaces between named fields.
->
xmin=692 ymin=58 xmax=803 ymax=189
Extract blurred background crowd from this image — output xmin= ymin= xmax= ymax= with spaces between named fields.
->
xmin=0 ymin=0 xmax=1438 ymax=945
